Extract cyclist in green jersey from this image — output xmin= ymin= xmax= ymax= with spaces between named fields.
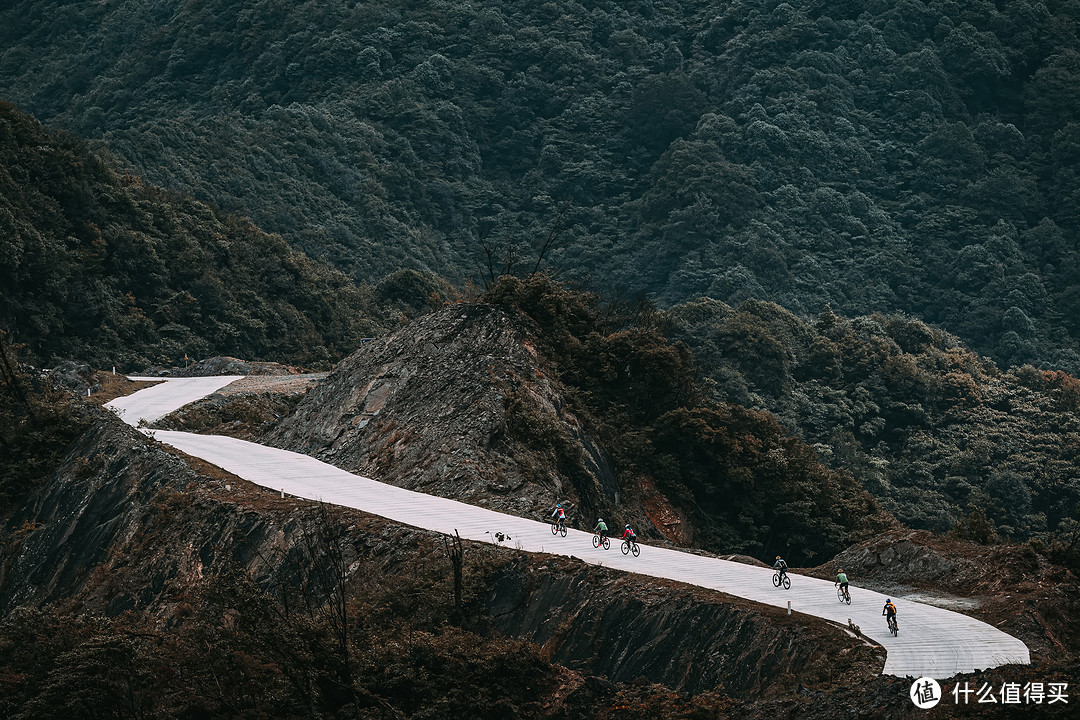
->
xmin=836 ymin=569 xmax=850 ymax=601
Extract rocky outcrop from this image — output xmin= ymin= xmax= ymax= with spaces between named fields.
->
xmin=485 ymin=556 xmax=884 ymax=697
xmin=0 ymin=410 xmax=251 ymax=615
xmin=46 ymin=361 xmax=100 ymax=396
xmin=266 ymin=304 xmax=622 ymax=526
xmin=142 ymin=356 xmax=304 ymax=377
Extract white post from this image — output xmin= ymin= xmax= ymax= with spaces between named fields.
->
xmin=281 ymin=488 xmax=285 ymax=498
xmin=112 ymin=366 xmax=115 ymax=375
xmin=87 ymin=388 xmax=91 ymax=397
xmin=787 ymin=600 xmax=791 ymax=615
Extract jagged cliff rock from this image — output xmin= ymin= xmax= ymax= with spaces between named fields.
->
xmin=266 ymin=303 xmax=623 ymax=527
xmin=0 ymin=409 xmax=273 ymax=615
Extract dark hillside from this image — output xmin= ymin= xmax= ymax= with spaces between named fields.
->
xmin=671 ymin=297 xmax=1080 ymax=544
xmin=2 ymin=0 xmax=1079 ymax=370
xmin=0 ymin=102 xmax=385 ymax=369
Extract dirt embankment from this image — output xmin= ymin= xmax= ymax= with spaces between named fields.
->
xmin=486 ymin=555 xmax=884 ymax=698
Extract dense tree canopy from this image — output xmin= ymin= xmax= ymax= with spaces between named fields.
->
xmin=0 ymin=103 xmax=392 ymax=369
xmin=670 ymin=297 xmax=1080 ymax=542
xmin=2 ymin=0 xmax=1079 ymax=371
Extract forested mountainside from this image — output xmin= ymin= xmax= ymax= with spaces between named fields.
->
xmin=669 ymin=298 xmax=1080 ymax=545
xmin=0 ymin=103 xmax=454 ymax=369
xmin=2 ymin=0 xmax=1079 ymax=372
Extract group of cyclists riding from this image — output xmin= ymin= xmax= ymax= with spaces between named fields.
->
xmin=549 ymin=503 xmax=638 ymax=553
xmin=774 ymin=556 xmax=900 ymax=634
xmin=554 ymin=506 xmax=899 ymax=633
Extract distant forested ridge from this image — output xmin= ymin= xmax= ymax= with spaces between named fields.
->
xmin=670 ymin=297 xmax=1080 ymax=542
xmin=1 ymin=0 xmax=1079 ymax=371
xmin=0 ymin=102 xmax=391 ymax=369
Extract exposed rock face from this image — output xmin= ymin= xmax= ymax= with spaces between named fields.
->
xmin=0 ymin=407 xmax=424 ymax=620
xmin=0 ymin=411 xmax=268 ymax=615
xmin=266 ymin=304 xmax=621 ymax=525
xmin=486 ymin=556 xmax=883 ymax=696
xmin=46 ymin=360 xmax=99 ymax=396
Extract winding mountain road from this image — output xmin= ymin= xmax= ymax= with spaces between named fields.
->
xmin=106 ymin=377 xmax=1030 ymax=679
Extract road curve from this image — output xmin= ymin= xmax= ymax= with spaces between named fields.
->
xmin=106 ymin=377 xmax=1030 ymax=679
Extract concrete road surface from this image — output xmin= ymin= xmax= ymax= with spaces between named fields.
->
xmin=107 ymin=377 xmax=1031 ymax=679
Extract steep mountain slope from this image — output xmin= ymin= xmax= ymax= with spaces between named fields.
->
xmin=1 ymin=316 xmax=1076 ymax=716
xmin=0 ymin=102 xmax=385 ymax=369
xmin=2 ymin=0 xmax=1079 ymax=371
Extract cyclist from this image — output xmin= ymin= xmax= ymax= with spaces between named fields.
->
xmin=773 ymin=555 xmax=788 ymax=583
xmin=836 ymin=568 xmax=850 ymax=601
xmin=622 ymin=523 xmax=637 ymax=544
xmin=883 ymin=598 xmax=898 ymax=631
xmin=593 ymin=518 xmax=609 ymax=544
xmin=551 ymin=503 xmax=567 ymax=526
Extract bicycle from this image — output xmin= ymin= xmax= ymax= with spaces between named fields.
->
xmin=887 ymin=615 xmax=898 ymax=637
xmin=592 ymin=533 xmax=610 ymax=550
xmin=621 ymin=537 xmax=640 ymax=557
xmin=836 ymin=583 xmax=851 ymax=604
xmin=772 ymin=571 xmax=791 ymax=590
xmin=550 ymin=517 xmax=567 ymax=537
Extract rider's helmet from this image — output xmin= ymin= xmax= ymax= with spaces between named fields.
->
xmin=626 ymin=524 xmax=631 ymax=529
xmin=838 ymin=568 xmax=843 ymax=573
xmin=776 ymin=555 xmax=781 ymax=560
xmin=598 ymin=518 xmax=603 ymax=523
xmin=886 ymin=598 xmax=891 ymax=603
xmin=556 ymin=503 xmax=562 ymax=508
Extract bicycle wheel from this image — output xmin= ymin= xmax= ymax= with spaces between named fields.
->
xmin=602 ymin=536 xmax=610 ymax=550
xmin=621 ymin=540 xmax=630 ymax=555
xmin=592 ymin=534 xmax=600 ymax=548
xmin=772 ymin=573 xmax=781 ymax=587
xmin=837 ymin=586 xmax=845 ymax=603
xmin=551 ymin=521 xmax=559 ymax=536
xmin=782 ymin=575 xmax=791 ymax=590
xmin=631 ymin=543 xmax=640 ymax=557
xmin=559 ymin=523 xmax=567 ymax=537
